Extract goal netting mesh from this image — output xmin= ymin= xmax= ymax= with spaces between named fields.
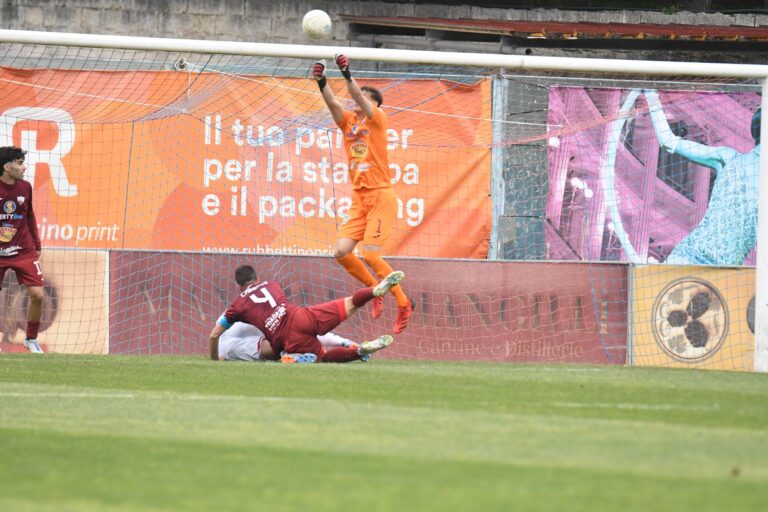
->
xmin=0 ymin=40 xmax=760 ymax=371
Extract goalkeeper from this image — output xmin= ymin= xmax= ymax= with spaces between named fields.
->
xmin=311 ymin=54 xmax=412 ymax=334
xmin=645 ymin=89 xmax=760 ymax=265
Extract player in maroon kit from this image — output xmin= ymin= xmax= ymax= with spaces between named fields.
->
xmin=208 ymin=264 xmax=404 ymax=363
xmin=0 ymin=146 xmax=45 ymax=353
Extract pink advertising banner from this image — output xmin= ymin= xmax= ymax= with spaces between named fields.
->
xmin=546 ymin=87 xmax=760 ymax=266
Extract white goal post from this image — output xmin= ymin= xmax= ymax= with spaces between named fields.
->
xmin=0 ymin=28 xmax=766 ymax=371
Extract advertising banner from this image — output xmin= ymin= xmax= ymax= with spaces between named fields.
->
xmin=109 ymin=252 xmax=627 ymax=364
xmin=0 ymin=249 xmax=108 ymax=354
xmin=546 ymin=87 xmax=760 ymax=266
xmin=631 ymin=265 xmax=754 ymax=371
xmin=0 ymin=68 xmax=491 ymax=258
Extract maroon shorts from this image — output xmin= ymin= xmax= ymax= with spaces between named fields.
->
xmin=0 ymin=253 xmax=44 ymax=289
xmin=282 ymin=298 xmax=347 ymax=355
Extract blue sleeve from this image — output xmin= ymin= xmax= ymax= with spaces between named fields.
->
xmin=217 ymin=315 xmax=233 ymax=329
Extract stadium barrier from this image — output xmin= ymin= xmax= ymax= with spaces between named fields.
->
xmin=0 ymin=29 xmax=765 ymax=371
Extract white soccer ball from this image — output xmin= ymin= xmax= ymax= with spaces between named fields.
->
xmin=302 ymin=10 xmax=332 ymax=39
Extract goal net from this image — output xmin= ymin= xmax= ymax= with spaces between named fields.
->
xmin=0 ymin=31 xmax=764 ymax=372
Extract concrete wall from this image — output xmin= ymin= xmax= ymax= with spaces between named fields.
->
xmin=1 ymin=1 xmax=486 ymax=43
xmin=1 ymin=0 xmax=767 ymax=53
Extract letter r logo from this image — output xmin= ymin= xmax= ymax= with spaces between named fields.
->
xmin=0 ymin=107 xmax=78 ymax=197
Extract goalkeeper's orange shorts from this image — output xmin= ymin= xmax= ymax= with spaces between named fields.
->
xmin=336 ymin=187 xmax=398 ymax=246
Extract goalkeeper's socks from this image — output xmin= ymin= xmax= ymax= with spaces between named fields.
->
xmin=364 ymin=253 xmax=410 ymax=308
xmin=336 ymin=253 xmax=377 ymax=287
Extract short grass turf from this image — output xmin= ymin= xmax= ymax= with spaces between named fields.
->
xmin=1 ymin=355 xmax=766 ymax=512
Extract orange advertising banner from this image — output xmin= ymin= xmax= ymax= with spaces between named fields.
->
xmin=0 ymin=69 xmax=492 ymax=258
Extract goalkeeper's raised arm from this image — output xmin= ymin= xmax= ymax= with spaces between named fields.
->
xmin=334 ymin=54 xmax=377 ymax=119
xmin=312 ymin=59 xmax=345 ymax=124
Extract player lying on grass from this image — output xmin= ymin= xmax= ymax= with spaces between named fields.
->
xmin=208 ymin=264 xmax=403 ymax=363
xmin=214 ymin=321 xmax=364 ymax=363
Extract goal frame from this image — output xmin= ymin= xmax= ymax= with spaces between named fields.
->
xmin=0 ymin=28 xmax=766 ymax=371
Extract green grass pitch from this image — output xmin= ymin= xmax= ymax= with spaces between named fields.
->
xmin=1 ymin=354 xmax=766 ymax=511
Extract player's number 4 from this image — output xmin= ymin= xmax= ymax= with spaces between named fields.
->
xmin=248 ymin=288 xmax=277 ymax=308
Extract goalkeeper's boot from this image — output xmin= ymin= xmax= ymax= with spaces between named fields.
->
xmin=393 ymin=298 xmax=414 ymax=334
xmin=371 ymin=296 xmax=384 ymax=320
xmin=357 ymin=335 xmax=393 ymax=361
xmin=280 ymin=352 xmax=318 ymax=364
xmin=372 ymin=271 xmax=404 ymax=298
xmin=23 ymin=338 xmax=44 ymax=354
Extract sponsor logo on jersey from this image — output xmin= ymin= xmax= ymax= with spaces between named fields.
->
xmin=0 ymin=245 xmax=21 ymax=256
xmin=651 ymin=277 xmax=728 ymax=362
xmin=3 ymin=201 xmax=16 ymax=214
xmin=0 ymin=226 xmax=17 ymax=243
xmin=264 ymin=304 xmax=286 ymax=333
xmin=351 ymin=141 xmax=368 ymax=158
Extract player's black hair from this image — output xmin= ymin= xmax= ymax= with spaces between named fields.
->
xmin=751 ymin=108 xmax=761 ymax=145
xmin=235 ymin=265 xmax=258 ymax=286
xmin=0 ymin=146 xmax=26 ymax=177
xmin=361 ymin=86 xmax=383 ymax=107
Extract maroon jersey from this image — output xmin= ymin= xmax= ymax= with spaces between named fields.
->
xmin=0 ymin=179 xmax=40 ymax=258
xmin=220 ymin=280 xmax=299 ymax=353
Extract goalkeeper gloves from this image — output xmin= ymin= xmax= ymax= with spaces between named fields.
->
xmin=312 ymin=55 xmax=351 ymax=89
xmin=312 ymin=60 xmax=327 ymax=90
xmin=335 ymin=53 xmax=351 ymax=80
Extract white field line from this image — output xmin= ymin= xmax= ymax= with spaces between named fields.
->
xmin=0 ymin=390 xmax=278 ymax=401
xmin=0 ymin=390 xmax=719 ymax=413
xmin=548 ymin=401 xmax=720 ymax=412
xmin=0 ymin=391 xmax=137 ymax=398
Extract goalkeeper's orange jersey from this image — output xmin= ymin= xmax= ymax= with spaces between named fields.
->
xmin=337 ymin=107 xmax=392 ymax=190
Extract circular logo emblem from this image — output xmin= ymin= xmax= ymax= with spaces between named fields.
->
xmin=747 ymin=295 xmax=755 ymax=334
xmin=651 ymin=277 xmax=728 ymax=363
xmin=3 ymin=201 xmax=16 ymax=214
